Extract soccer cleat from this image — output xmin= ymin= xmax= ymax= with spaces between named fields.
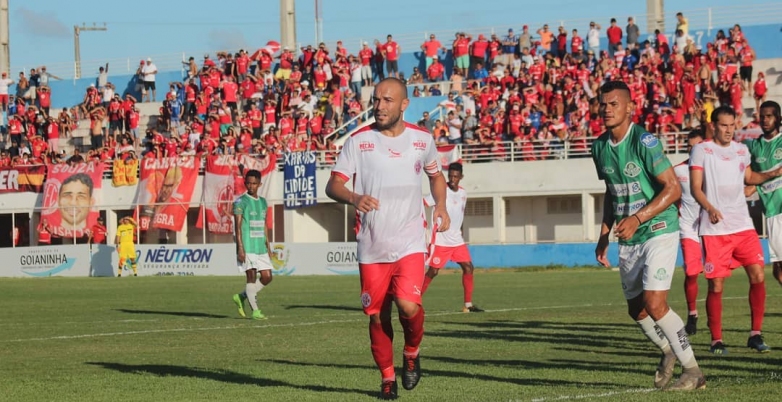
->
xmin=685 ymin=314 xmax=698 ymax=336
xmin=133 ymin=274 xmax=137 ymax=277
xmin=402 ymin=354 xmax=421 ymax=390
xmin=232 ymin=294 xmax=246 ymax=318
xmin=654 ymin=351 xmax=677 ymax=389
xmin=462 ymin=305 xmax=485 ymax=313
xmin=379 ymin=380 xmax=398 ymax=400
xmin=709 ymin=341 xmax=728 ymax=355
xmin=251 ymin=309 xmax=267 ymax=320
xmin=666 ymin=368 xmax=706 ymax=391
xmin=747 ymin=334 xmax=771 ymax=353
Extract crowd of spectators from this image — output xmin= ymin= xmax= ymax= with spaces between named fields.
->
xmin=0 ymin=11 xmax=772 ymax=168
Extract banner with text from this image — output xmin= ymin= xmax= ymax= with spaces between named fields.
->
xmin=93 ymin=243 xmax=241 ymax=277
xmin=0 ymin=245 xmax=92 ymax=277
xmin=197 ymin=153 xmax=277 ymax=234
xmin=283 ymin=152 xmax=317 ymax=209
xmin=0 ymin=164 xmax=46 ymax=194
xmin=269 ymin=242 xmax=358 ymax=276
xmin=112 ymin=158 xmax=140 ymax=187
xmin=41 ymin=162 xmax=104 ymax=238
xmin=135 ymin=157 xmax=199 ymax=232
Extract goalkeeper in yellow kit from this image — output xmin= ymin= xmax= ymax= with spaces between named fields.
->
xmin=115 ymin=217 xmax=138 ymax=277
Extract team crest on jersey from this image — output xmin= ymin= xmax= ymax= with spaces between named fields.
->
xmin=414 ymin=160 xmax=422 ymax=174
xmin=739 ymin=163 xmax=746 ymax=172
xmin=623 ymin=162 xmax=641 ymax=177
xmin=704 ymin=262 xmax=714 ymax=274
xmin=640 ymin=132 xmax=659 ymax=148
xmin=602 ymin=166 xmax=615 ymax=174
xmin=774 ymin=148 xmax=782 ymax=160
xmin=361 ymin=292 xmax=372 ymax=308
xmin=359 ymin=141 xmax=375 ymax=152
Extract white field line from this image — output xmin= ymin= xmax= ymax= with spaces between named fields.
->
xmin=528 ymin=387 xmax=657 ymax=402
xmin=0 ymin=295 xmax=756 ymax=343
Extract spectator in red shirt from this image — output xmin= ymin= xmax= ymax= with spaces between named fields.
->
xmin=421 ymin=34 xmax=445 ymax=69
xmin=382 ymin=35 xmax=401 ymax=78
xmin=607 ymin=18 xmax=623 ymax=58
xmin=427 ymin=56 xmax=445 ymax=82
xmin=90 ymin=217 xmax=107 ymax=245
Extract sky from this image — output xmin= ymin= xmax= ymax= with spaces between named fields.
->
xmin=8 ymin=0 xmax=777 ymax=77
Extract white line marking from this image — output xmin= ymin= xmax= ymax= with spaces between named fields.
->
xmin=529 ymin=387 xmax=657 ymax=402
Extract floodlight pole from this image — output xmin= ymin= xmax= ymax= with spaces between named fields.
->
xmin=74 ymin=23 xmax=107 ymax=79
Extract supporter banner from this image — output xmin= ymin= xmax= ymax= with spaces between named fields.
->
xmin=93 ymin=243 xmax=240 ymax=277
xmin=112 ymin=158 xmax=139 ymax=187
xmin=437 ymin=145 xmax=461 ymax=172
xmin=197 ymin=153 xmax=278 ymax=234
xmin=0 ymin=164 xmax=45 ymax=193
xmin=41 ymin=162 xmax=104 ymax=238
xmin=136 ymin=157 xmax=198 ymax=232
xmin=269 ymin=242 xmax=358 ymax=276
xmin=283 ymin=151 xmax=317 ymax=209
xmin=0 ymin=245 xmax=92 ymax=277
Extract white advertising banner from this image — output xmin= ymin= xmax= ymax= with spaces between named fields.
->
xmin=0 ymin=245 xmax=92 ymax=277
xmin=91 ymin=243 xmax=242 ymax=277
xmin=269 ymin=242 xmax=358 ymax=276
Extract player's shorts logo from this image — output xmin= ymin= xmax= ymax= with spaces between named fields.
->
xmin=360 ymin=292 xmax=372 ymax=308
xmin=704 ymin=262 xmax=714 ymax=274
xmin=653 ymin=268 xmax=668 ymax=281
xmin=432 ymin=257 xmax=440 ymax=265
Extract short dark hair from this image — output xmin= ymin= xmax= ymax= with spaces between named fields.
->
xmin=61 ymin=173 xmax=94 ymax=197
xmin=711 ymin=106 xmax=736 ymax=123
xmin=245 ymin=169 xmax=262 ymax=181
xmin=760 ymin=100 xmax=782 ymax=129
xmin=687 ymin=128 xmax=705 ymax=141
xmin=448 ymin=162 xmax=463 ymax=173
xmin=599 ymin=80 xmax=631 ymax=99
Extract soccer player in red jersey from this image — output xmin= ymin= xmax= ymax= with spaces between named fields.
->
xmin=421 ymin=163 xmax=484 ymax=312
xmin=326 ymin=78 xmax=450 ymax=400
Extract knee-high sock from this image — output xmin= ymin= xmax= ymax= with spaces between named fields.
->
xmin=684 ymin=275 xmax=699 ymax=314
xmin=369 ymin=320 xmax=395 ymax=381
xmin=462 ymin=273 xmax=474 ymax=304
xmin=245 ymin=282 xmax=259 ymax=311
xmin=656 ymin=309 xmax=698 ymax=369
xmin=399 ymin=307 xmax=425 ymax=357
xmin=422 ymin=276 xmax=433 ymax=295
xmin=749 ymin=282 xmax=766 ymax=333
xmin=636 ymin=315 xmax=671 ymax=352
xmin=706 ymin=290 xmax=723 ymax=342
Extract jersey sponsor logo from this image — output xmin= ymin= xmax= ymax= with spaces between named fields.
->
xmin=388 ymin=148 xmax=402 ymax=158
xmin=623 ymin=162 xmax=641 ymax=177
xmin=615 ymin=199 xmax=647 ymax=216
xmin=677 ymin=175 xmax=688 ymax=183
xmin=360 ymin=292 xmax=372 ymax=308
xmin=756 ymin=157 xmax=767 ymax=163
xmin=608 ymin=182 xmax=642 ymax=197
xmin=602 ymin=166 xmax=615 ymax=174
xmin=775 ymin=148 xmax=782 ymax=160
xmin=640 ymin=132 xmax=659 ymax=148
xmin=737 ymin=148 xmax=748 ymax=156
xmin=413 ymin=140 xmax=427 ymax=150
xmin=703 ymin=147 xmax=713 ymax=154
xmin=650 ymin=221 xmax=667 ymax=232
xmin=359 ymin=141 xmax=375 ymax=152
xmin=760 ymin=176 xmax=782 ymax=193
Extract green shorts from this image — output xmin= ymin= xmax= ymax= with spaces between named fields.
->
xmin=456 ymin=55 xmax=469 ymax=69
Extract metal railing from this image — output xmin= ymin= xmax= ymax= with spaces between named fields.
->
xmin=11 ymin=3 xmax=782 ymax=80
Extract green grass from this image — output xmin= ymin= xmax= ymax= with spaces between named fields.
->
xmin=2 ymin=268 xmax=782 ymax=401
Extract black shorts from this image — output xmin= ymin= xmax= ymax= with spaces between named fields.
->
xmin=740 ymin=66 xmax=753 ymax=81
xmin=252 ymin=127 xmax=263 ymax=139
xmin=110 ymin=120 xmax=123 ymax=131
xmin=144 ymin=81 xmax=156 ymax=91
xmin=386 ymin=60 xmax=398 ymax=73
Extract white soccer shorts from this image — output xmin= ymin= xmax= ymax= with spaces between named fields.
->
xmin=618 ymin=231 xmax=679 ymax=300
xmin=767 ymin=214 xmax=782 ymax=263
xmin=239 ymin=253 xmax=273 ymax=272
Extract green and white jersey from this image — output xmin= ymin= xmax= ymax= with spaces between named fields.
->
xmin=591 ymin=123 xmax=679 ymax=245
xmin=746 ymin=133 xmax=782 ymax=217
xmin=233 ymin=193 xmax=268 ymax=254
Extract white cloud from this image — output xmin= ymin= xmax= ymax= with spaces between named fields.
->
xmin=17 ymin=7 xmax=70 ymax=38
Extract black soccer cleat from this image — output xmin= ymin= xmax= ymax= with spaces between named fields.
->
xmin=402 ymin=354 xmax=421 ymax=390
xmin=379 ymin=380 xmax=398 ymax=400
xmin=747 ymin=334 xmax=771 ymax=353
xmin=462 ymin=305 xmax=485 ymax=313
xmin=685 ymin=314 xmax=698 ymax=336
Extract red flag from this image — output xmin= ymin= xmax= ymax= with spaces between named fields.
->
xmin=0 ymin=164 xmax=45 ymax=194
xmin=135 ymin=157 xmax=199 ymax=232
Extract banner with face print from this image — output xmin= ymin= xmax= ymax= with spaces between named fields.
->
xmin=41 ymin=162 xmax=105 ymax=238
xmin=135 ymin=157 xmax=199 ymax=232
xmin=197 ymin=153 xmax=277 ymax=235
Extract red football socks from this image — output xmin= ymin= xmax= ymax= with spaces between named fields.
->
xmin=369 ymin=321 xmax=395 ymax=381
xmin=462 ymin=273 xmax=474 ymax=304
xmin=399 ymin=307 xmax=425 ymax=357
xmin=706 ymin=290 xmax=723 ymax=342
xmin=422 ymin=276 xmax=433 ymax=295
xmin=684 ymin=275 xmax=699 ymax=314
xmin=749 ymin=282 xmax=766 ymax=333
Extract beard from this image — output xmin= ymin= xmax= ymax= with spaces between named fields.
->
xmin=375 ymin=112 xmax=402 ymax=131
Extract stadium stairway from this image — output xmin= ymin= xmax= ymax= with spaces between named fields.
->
xmin=61 ymin=102 xmax=162 ymax=154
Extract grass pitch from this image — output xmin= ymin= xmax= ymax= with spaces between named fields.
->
xmin=2 ymin=268 xmax=782 ymax=401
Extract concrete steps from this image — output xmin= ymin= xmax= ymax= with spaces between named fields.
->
xmin=62 ymin=102 xmax=162 ymax=153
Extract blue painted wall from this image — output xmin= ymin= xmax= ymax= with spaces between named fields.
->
xmin=441 ymin=239 xmax=773 ymax=269
xmin=23 ymin=23 xmax=782 ymax=110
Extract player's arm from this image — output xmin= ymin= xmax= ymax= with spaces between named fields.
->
xmin=265 ymin=225 xmax=272 ymax=258
xmin=633 ymin=167 xmax=681 ymax=224
xmin=745 ymin=165 xmax=782 ymax=185
xmin=595 ymin=185 xmax=614 ymax=267
xmin=690 ymin=166 xmax=721 ymax=223
xmin=745 ymin=185 xmax=757 ymax=198
xmin=234 ymin=212 xmax=246 ymax=263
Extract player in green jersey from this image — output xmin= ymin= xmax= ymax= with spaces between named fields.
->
xmin=231 ymin=169 xmax=274 ymax=320
xmin=592 ymin=81 xmax=704 ymax=391
xmin=747 ymin=100 xmax=782 ymax=287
